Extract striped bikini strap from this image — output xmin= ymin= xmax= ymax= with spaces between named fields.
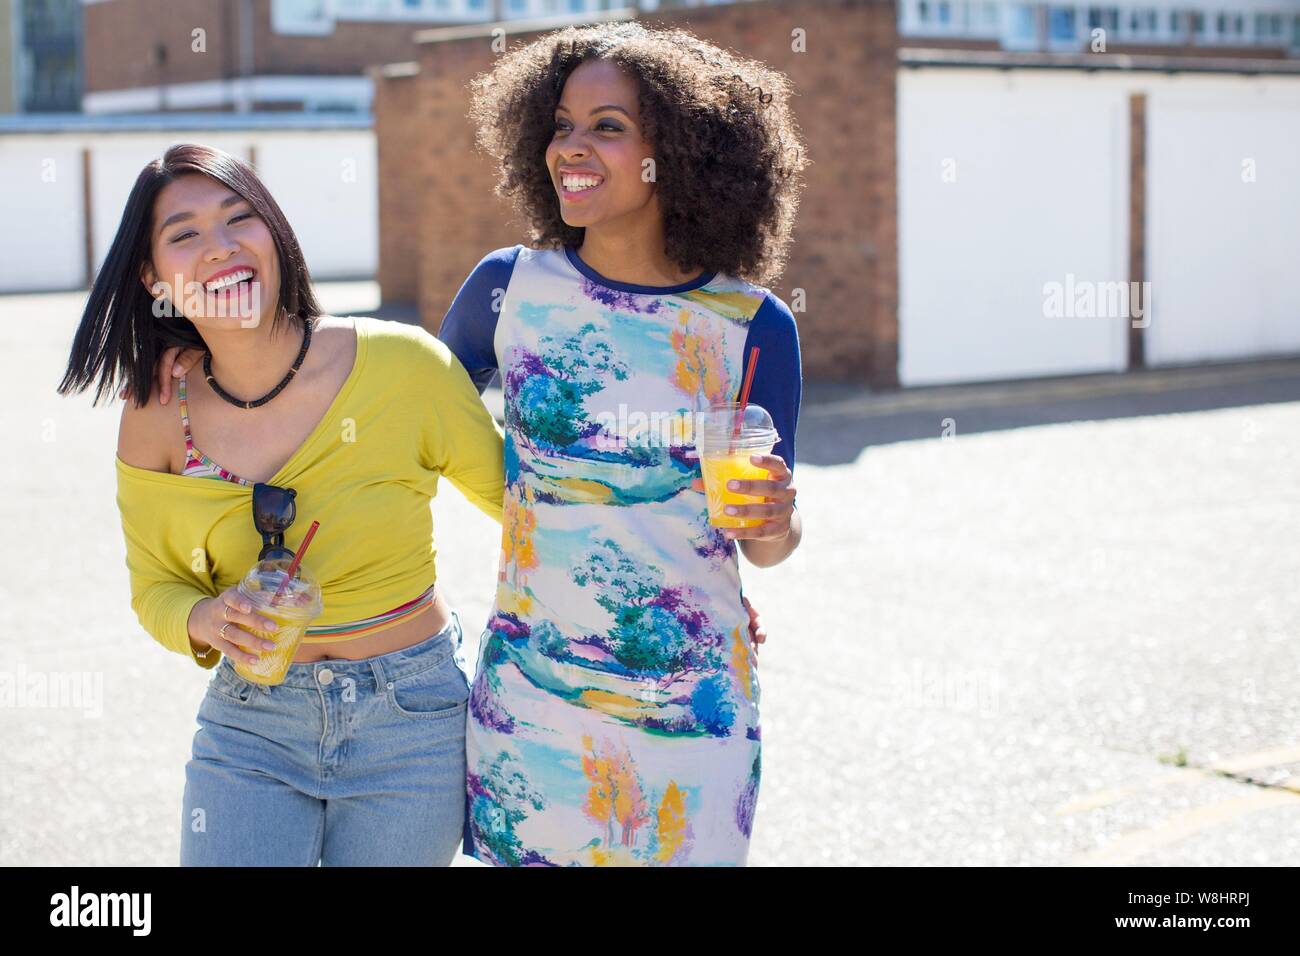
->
xmin=177 ymin=375 xmax=197 ymax=453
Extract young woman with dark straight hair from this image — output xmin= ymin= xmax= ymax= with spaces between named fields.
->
xmin=59 ymin=143 xmax=507 ymax=866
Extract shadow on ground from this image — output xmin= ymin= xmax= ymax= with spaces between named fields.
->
xmin=797 ymin=357 xmax=1300 ymax=466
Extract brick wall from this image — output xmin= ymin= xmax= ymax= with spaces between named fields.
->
xmin=372 ymin=63 xmax=427 ymax=304
xmin=82 ymin=0 xmax=451 ymax=95
xmin=84 ymin=0 xmax=238 ymax=93
xmin=252 ymin=1 xmax=436 ymax=75
xmin=377 ymin=0 xmax=901 ymax=386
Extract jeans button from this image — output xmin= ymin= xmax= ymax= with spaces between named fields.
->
xmin=318 ymin=667 xmax=334 ymax=686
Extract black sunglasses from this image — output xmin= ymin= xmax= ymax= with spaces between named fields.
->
xmin=252 ymin=482 xmax=297 ymax=564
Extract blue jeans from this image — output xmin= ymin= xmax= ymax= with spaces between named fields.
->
xmin=181 ymin=611 xmax=471 ymax=866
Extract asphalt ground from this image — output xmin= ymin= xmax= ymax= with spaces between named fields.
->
xmin=2 ymin=283 xmax=1296 ymax=866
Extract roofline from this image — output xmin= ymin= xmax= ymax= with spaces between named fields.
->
xmin=900 ymin=46 xmax=1300 ymax=76
xmin=370 ymin=61 xmax=420 ymax=80
xmin=413 ymin=6 xmax=640 ymax=46
xmin=0 ymin=112 xmax=373 ymax=134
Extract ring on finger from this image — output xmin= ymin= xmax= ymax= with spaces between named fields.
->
xmin=220 ymin=622 xmax=232 ymax=638
xmin=223 ymin=604 xmax=231 ymax=621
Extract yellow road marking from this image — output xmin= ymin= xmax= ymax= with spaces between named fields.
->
xmin=1055 ymin=744 xmax=1300 ymax=816
xmin=1072 ymin=790 xmax=1299 ymax=866
xmin=1206 ymin=743 xmax=1300 ymax=775
xmin=1054 ymin=770 xmax=1209 ymax=816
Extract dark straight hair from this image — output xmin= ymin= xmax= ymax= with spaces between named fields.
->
xmin=57 ymin=143 xmax=323 ymax=407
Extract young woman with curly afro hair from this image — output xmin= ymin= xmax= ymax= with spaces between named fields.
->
xmin=435 ymin=19 xmax=810 ymax=867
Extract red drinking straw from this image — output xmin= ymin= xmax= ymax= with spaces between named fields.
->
xmin=271 ymin=519 xmax=320 ymax=606
xmin=731 ymin=346 xmax=761 ymax=444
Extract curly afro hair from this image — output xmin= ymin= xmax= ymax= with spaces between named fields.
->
xmin=467 ymin=19 xmax=810 ymax=287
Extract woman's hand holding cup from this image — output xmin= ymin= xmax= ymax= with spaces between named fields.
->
xmin=690 ymin=452 xmax=796 ymax=541
xmin=187 ymin=586 xmax=281 ymax=665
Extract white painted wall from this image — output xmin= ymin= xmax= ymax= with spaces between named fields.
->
xmin=898 ymin=68 xmax=1131 ymax=386
xmin=898 ymin=68 xmax=1300 ymax=385
xmin=253 ymin=131 xmax=378 ymax=280
xmin=0 ymin=139 xmax=87 ymax=291
xmin=0 ymin=127 xmax=377 ymax=292
xmin=1145 ymin=77 xmax=1300 ymax=364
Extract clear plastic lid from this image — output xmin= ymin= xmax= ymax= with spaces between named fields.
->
xmin=236 ymin=558 xmax=323 ymax=620
xmin=696 ymin=402 xmax=779 ymax=450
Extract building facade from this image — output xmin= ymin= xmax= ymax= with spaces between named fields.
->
xmin=373 ymin=0 xmax=1300 ymax=384
xmin=898 ymin=0 xmax=1300 ymax=56
xmin=1 ymin=0 xmax=83 ymax=113
xmin=79 ymin=0 xmax=750 ymax=114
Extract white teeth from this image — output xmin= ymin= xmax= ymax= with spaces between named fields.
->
xmin=562 ymin=174 xmax=602 ymax=191
xmin=206 ymin=268 xmax=253 ymax=291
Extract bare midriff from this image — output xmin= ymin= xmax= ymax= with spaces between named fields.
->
xmin=290 ymin=590 xmax=454 ymax=662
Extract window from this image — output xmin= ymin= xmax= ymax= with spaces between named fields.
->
xmin=271 ymin=0 xmax=333 ymax=35
xmin=1048 ymin=5 xmax=1077 ymax=43
xmin=1124 ymin=8 xmax=1157 ymax=38
xmin=1255 ymin=13 xmax=1283 ymax=42
xmin=1214 ymin=12 xmax=1244 ymax=40
xmin=912 ymin=0 xmax=961 ymax=32
xmin=313 ymin=100 xmax=361 ymax=114
xmin=1007 ymin=3 xmax=1038 ymax=46
xmin=1088 ymin=6 xmax=1118 ymax=32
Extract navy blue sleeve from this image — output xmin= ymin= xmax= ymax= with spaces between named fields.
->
xmin=436 ymin=245 xmax=521 ymax=394
xmin=740 ymin=292 xmax=802 ymax=480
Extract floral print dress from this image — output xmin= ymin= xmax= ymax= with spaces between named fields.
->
xmin=440 ymin=244 xmax=801 ymax=866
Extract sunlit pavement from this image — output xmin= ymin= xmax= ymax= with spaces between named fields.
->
xmin=2 ymin=283 xmax=1296 ymax=866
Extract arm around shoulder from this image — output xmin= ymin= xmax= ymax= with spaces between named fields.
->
xmin=418 ymin=336 xmax=506 ymax=523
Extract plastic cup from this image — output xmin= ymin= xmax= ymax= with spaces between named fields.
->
xmin=232 ymin=558 xmax=323 ymax=686
xmin=696 ymin=402 xmax=779 ymax=529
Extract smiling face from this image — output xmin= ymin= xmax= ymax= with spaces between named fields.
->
xmin=141 ymin=173 xmax=280 ymax=330
xmin=546 ymin=58 xmax=658 ymax=231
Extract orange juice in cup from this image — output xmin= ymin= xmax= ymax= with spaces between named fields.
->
xmin=233 ymin=559 xmax=323 ymax=686
xmin=696 ymin=403 xmax=779 ymax=529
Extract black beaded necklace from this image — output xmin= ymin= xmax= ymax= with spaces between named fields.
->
xmin=204 ymin=315 xmax=313 ymax=409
